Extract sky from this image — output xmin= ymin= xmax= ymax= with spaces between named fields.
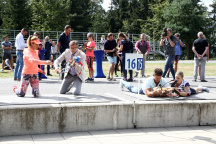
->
xmin=101 ymin=0 xmax=214 ymax=12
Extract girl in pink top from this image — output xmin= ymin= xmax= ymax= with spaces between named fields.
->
xmin=13 ymin=36 xmax=51 ymax=97
xmin=85 ymin=33 xmax=96 ymax=82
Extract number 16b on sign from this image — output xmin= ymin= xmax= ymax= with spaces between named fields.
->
xmin=137 ymin=58 xmax=143 ymax=70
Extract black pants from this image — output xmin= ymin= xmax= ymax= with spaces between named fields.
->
xmin=38 ymin=54 xmax=42 ymax=79
xmin=115 ymin=54 xmax=123 ymax=75
xmin=121 ymin=52 xmax=133 ymax=79
xmin=44 ymin=54 xmax=51 ymax=75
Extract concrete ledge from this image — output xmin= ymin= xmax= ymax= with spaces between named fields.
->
xmin=0 ymin=101 xmax=216 ymax=136
xmin=200 ymin=102 xmax=216 ymax=126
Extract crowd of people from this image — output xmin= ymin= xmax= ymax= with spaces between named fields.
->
xmin=0 ymin=25 xmax=210 ymax=97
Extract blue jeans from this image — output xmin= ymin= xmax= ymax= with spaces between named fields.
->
xmin=121 ymin=80 xmax=144 ymax=94
xmin=14 ymin=51 xmax=24 ymax=79
xmin=121 ymin=51 xmax=133 ymax=79
xmin=162 ymin=55 xmax=175 ymax=79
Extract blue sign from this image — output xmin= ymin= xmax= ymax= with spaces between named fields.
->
xmin=137 ymin=58 xmax=143 ymax=70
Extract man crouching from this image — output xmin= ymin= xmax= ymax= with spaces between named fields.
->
xmin=54 ymin=40 xmax=86 ymax=95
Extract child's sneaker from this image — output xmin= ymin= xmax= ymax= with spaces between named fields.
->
xmin=11 ymin=69 xmax=14 ymax=72
xmin=13 ymin=85 xmax=17 ymax=93
xmin=1 ymin=69 xmax=4 ymax=72
xmin=120 ymin=80 xmax=124 ymax=91
xmin=198 ymin=85 xmax=209 ymax=93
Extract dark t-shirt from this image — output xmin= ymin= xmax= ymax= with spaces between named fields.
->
xmin=58 ymin=32 xmax=70 ymax=53
xmin=45 ymin=42 xmax=52 ymax=55
xmin=1 ymin=41 xmax=12 ymax=53
xmin=163 ymin=35 xmax=177 ymax=56
xmin=120 ymin=39 xmax=131 ymax=52
xmin=193 ymin=38 xmax=208 ymax=58
xmin=104 ymin=39 xmax=117 ymax=56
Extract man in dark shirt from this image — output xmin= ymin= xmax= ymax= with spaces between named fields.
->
xmin=104 ymin=33 xmax=117 ymax=81
xmin=192 ymin=32 xmax=208 ymax=82
xmin=1 ymin=35 xmax=13 ymax=71
xmin=57 ymin=25 xmax=71 ymax=69
xmin=160 ymin=28 xmax=177 ymax=80
xmin=44 ymin=36 xmax=55 ymax=76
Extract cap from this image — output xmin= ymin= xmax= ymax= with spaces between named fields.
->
xmin=31 ymin=39 xmax=42 ymax=44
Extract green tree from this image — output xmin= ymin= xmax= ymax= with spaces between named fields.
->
xmin=89 ymin=2 xmax=109 ymax=33
xmin=0 ymin=0 xmax=32 ymax=29
xmin=163 ymin=0 xmax=210 ymax=59
xmin=69 ymin=0 xmax=92 ymax=32
xmin=141 ymin=0 xmax=170 ymax=39
xmin=31 ymin=0 xmax=71 ymax=31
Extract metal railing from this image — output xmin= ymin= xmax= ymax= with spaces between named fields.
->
xmin=0 ymin=29 xmax=164 ymax=60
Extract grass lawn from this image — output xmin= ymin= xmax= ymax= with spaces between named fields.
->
xmin=0 ymin=63 xmax=215 ymax=78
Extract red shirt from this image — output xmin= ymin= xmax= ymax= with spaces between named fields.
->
xmin=86 ymin=41 xmax=95 ymax=57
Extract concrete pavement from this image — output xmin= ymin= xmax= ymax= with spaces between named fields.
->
xmin=0 ymin=126 xmax=216 ymax=144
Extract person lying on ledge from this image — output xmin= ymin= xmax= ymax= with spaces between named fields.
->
xmin=172 ymin=71 xmax=209 ymax=97
xmin=120 ymin=68 xmax=172 ymax=97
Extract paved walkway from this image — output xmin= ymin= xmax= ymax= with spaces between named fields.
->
xmin=0 ymin=126 xmax=216 ymax=144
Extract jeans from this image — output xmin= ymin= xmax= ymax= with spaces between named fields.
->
xmin=162 ymin=55 xmax=175 ymax=79
xmin=14 ymin=51 xmax=24 ymax=79
xmin=194 ymin=57 xmax=207 ymax=80
xmin=121 ymin=80 xmax=144 ymax=94
xmin=121 ymin=51 xmax=133 ymax=79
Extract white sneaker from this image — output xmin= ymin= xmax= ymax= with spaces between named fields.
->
xmin=1 ymin=69 xmax=4 ymax=72
xmin=120 ymin=80 xmax=124 ymax=91
xmin=198 ymin=85 xmax=209 ymax=93
xmin=11 ymin=69 xmax=14 ymax=72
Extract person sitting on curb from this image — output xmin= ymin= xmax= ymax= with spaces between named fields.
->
xmin=120 ymin=68 xmax=172 ymax=97
xmin=172 ymin=71 xmax=209 ymax=97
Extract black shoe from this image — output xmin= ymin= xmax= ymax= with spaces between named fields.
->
xmin=39 ymin=77 xmax=42 ymax=81
xmin=127 ymin=78 xmax=133 ymax=82
xmin=166 ymin=73 xmax=170 ymax=78
xmin=115 ymin=74 xmax=118 ymax=77
xmin=134 ymin=74 xmax=138 ymax=77
xmin=201 ymin=80 xmax=208 ymax=82
xmin=142 ymin=75 xmax=146 ymax=77
xmin=47 ymin=74 xmax=52 ymax=76
xmin=85 ymin=77 xmax=91 ymax=82
xmin=192 ymin=79 xmax=197 ymax=82
xmin=90 ymin=78 xmax=94 ymax=82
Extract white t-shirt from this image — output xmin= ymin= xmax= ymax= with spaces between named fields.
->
xmin=142 ymin=77 xmax=168 ymax=94
xmin=176 ymin=79 xmax=191 ymax=95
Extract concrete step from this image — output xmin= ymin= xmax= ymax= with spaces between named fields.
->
xmin=0 ymin=101 xmax=216 ymax=136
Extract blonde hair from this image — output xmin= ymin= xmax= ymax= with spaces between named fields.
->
xmin=69 ymin=40 xmax=78 ymax=46
xmin=27 ymin=35 xmax=39 ymax=48
xmin=176 ymin=71 xmax=184 ymax=78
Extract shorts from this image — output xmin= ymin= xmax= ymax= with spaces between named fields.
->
xmin=174 ymin=55 xmax=181 ymax=61
xmin=2 ymin=53 xmax=11 ymax=60
xmin=190 ymin=88 xmax=196 ymax=95
xmin=86 ymin=56 xmax=94 ymax=72
xmin=107 ymin=56 xmax=117 ymax=64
